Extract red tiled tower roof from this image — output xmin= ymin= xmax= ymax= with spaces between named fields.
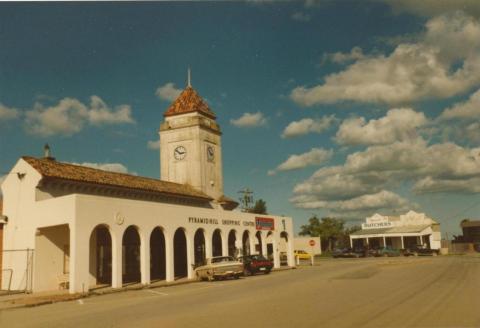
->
xmin=163 ymin=86 xmax=216 ymax=119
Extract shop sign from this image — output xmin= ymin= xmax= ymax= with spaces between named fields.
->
xmin=255 ymin=217 xmax=274 ymax=231
xmin=361 ymin=222 xmax=393 ymax=229
xmin=188 ymin=217 xmax=254 ymax=227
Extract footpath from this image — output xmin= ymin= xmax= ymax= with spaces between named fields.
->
xmin=0 ymin=266 xmax=294 ymax=311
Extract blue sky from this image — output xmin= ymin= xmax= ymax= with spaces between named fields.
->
xmin=2 ymin=1 xmax=480 ymax=237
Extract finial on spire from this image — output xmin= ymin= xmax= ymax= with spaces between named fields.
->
xmin=187 ymin=67 xmax=191 ymax=88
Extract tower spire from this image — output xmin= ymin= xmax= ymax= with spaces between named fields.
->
xmin=187 ymin=67 xmax=191 ymax=88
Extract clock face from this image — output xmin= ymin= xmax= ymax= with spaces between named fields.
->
xmin=174 ymin=146 xmax=186 ymax=160
xmin=207 ymin=145 xmax=215 ymax=161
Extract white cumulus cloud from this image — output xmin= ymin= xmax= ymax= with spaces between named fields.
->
xmin=290 ymin=136 xmax=480 ymax=218
xmin=88 ymin=96 xmax=134 ymax=125
xmin=230 ymin=112 xmax=267 ymax=128
xmin=322 ymin=46 xmax=365 ymax=65
xmin=282 ymin=115 xmax=337 ymax=138
xmin=335 ymin=108 xmax=428 ymax=146
xmin=24 ymin=96 xmax=135 ymax=137
xmin=155 ymin=82 xmax=182 ymax=102
xmin=0 ymin=103 xmax=20 ymax=121
xmin=71 ymin=162 xmax=129 ymax=174
xmin=147 ymin=139 xmax=161 ymax=150
xmin=291 ymin=12 xmax=480 ymax=106
xmin=386 ymin=0 xmax=480 ymax=18
xmin=439 ymin=88 xmax=480 ymax=120
xmin=269 ymin=148 xmax=332 ymax=175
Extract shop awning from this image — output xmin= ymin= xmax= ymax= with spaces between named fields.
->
xmin=350 ymin=224 xmax=431 ymax=236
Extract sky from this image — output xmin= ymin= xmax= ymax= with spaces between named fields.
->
xmin=2 ymin=1 xmax=480 ymax=237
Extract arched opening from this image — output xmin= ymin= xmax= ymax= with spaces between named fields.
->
xmin=150 ymin=227 xmax=166 ymax=281
xmin=212 ymin=229 xmax=222 ymax=257
xmin=174 ymin=228 xmax=188 ymax=279
xmin=228 ymin=230 xmax=237 ymax=257
xmin=255 ymin=231 xmax=263 ymax=255
xmin=89 ymin=225 xmax=112 ymax=286
xmin=122 ymin=226 xmax=141 ymax=284
xmin=266 ymin=231 xmax=274 ymax=261
xmin=194 ymin=229 xmax=206 ymax=266
xmin=280 ymin=231 xmax=289 ymax=266
xmin=242 ymin=231 xmax=251 ymax=256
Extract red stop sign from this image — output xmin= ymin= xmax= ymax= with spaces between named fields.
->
xmin=309 ymin=240 xmax=316 ymax=247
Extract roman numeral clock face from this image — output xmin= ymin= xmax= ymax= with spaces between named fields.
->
xmin=174 ymin=146 xmax=186 ymax=160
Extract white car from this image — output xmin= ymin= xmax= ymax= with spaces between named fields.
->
xmin=194 ymin=256 xmax=244 ymax=281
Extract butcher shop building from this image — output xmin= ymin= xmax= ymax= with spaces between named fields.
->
xmin=350 ymin=211 xmax=441 ymax=250
xmin=0 ymin=81 xmax=295 ymax=294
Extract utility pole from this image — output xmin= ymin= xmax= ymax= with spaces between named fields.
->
xmin=238 ymin=188 xmax=254 ymax=212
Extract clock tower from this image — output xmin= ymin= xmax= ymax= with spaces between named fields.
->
xmin=159 ymin=77 xmax=224 ymax=201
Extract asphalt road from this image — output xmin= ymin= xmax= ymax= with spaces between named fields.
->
xmin=1 ymin=255 xmax=479 ymax=328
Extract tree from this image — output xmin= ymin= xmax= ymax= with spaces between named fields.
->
xmin=299 ymin=216 xmax=346 ymax=251
xmin=338 ymin=225 xmax=361 ymax=248
xmin=249 ymin=199 xmax=267 ymax=214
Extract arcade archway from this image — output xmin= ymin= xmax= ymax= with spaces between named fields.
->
xmin=266 ymin=231 xmax=274 ymax=260
xmin=194 ymin=229 xmax=206 ymax=265
xmin=89 ymin=225 xmax=112 ymax=286
xmin=174 ymin=228 xmax=188 ymax=278
xmin=280 ymin=231 xmax=289 ymax=266
xmin=228 ymin=230 xmax=237 ymax=257
xmin=212 ymin=229 xmax=222 ymax=257
xmin=242 ymin=231 xmax=251 ymax=256
xmin=150 ymin=227 xmax=166 ymax=281
xmin=122 ymin=226 xmax=141 ymax=284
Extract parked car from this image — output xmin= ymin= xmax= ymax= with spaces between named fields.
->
xmin=237 ymin=254 xmax=273 ymax=276
xmin=403 ymin=245 xmax=439 ymax=256
xmin=294 ymin=250 xmax=312 ymax=260
xmin=194 ymin=256 xmax=243 ymax=281
xmin=332 ymin=248 xmax=365 ymax=258
xmin=375 ymin=246 xmax=401 ymax=257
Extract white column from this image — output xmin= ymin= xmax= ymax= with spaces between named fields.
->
xmin=140 ymin=232 xmax=150 ymax=285
xmin=186 ymin=232 xmax=194 ymax=279
xmin=205 ymin=231 xmax=212 ymax=259
xmin=383 ymin=236 xmax=386 ymax=247
xmin=419 ymin=235 xmax=423 ymax=245
xmin=111 ymin=231 xmax=123 ymax=289
xmin=273 ymin=239 xmax=280 ymax=269
xmin=249 ymin=233 xmax=256 ymax=255
xmin=69 ymin=225 xmax=89 ymax=294
xmin=261 ymin=232 xmax=268 ymax=256
xmin=221 ymin=232 xmax=229 ymax=257
xmin=287 ymin=237 xmax=295 ymax=267
xmin=235 ymin=238 xmax=242 ymax=258
xmin=165 ymin=233 xmax=174 ymax=282
xmin=401 ymin=236 xmax=405 ymax=249
xmin=349 ymin=236 xmax=353 ymax=248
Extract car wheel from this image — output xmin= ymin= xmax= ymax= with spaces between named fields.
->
xmin=243 ymin=268 xmax=251 ymax=277
xmin=264 ymin=269 xmax=271 ymax=275
xmin=234 ymin=274 xmax=240 ymax=279
xmin=207 ymin=273 xmax=215 ymax=282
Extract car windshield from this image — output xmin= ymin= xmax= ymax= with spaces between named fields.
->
xmin=211 ymin=256 xmax=234 ymax=263
xmin=250 ymin=255 xmax=267 ymax=261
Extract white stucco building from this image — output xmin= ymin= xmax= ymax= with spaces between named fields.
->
xmin=350 ymin=211 xmax=441 ymax=250
xmin=0 ymin=81 xmax=294 ymax=294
